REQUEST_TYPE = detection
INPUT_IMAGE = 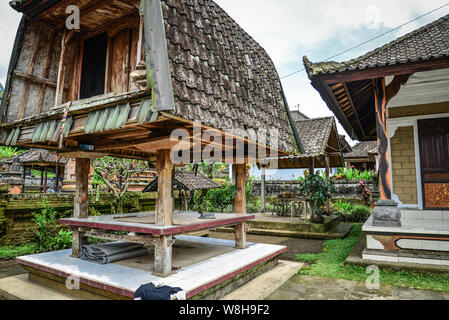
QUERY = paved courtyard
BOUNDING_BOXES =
[267,275,449,300]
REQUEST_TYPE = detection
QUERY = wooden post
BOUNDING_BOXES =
[40,168,44,193]
[156,149,174,226]
[234,164,247,249]
[154,149,174,276]
[72,158,90,258]
[22,166,26,194]
[373,78,391,200]
[43,167,48,193]
[325,155,331,213]
[308,158,315,221]
[260,166,266,213]
[55,161,60,193]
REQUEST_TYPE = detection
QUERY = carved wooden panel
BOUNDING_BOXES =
[424,183,449,208]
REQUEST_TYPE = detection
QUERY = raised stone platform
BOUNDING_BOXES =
[216,213,352,239]
[14,236,286,300]
[60,211,255,236]
[362,209,449,266]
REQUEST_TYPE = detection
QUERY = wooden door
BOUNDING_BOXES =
[419,118,449,209]
[107,27,138,94]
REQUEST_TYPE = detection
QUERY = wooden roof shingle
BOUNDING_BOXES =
[304,14,449,77]
[143,171,220,192]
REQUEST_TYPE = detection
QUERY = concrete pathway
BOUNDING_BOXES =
[221,260,304,300]
[267,275,449,300]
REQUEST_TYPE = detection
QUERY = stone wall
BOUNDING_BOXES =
[251,180,379,200]
[0,191,179,246]
[390,126,418,205]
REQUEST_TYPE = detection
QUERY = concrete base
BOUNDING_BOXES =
[220,260,303,300]
[13,236,286,300]
[216,213,352,240]
[0,274,76,300]
[346,234,449,273]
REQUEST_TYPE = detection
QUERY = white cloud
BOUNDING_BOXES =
[1,0,448,142]
[0,2,21,86]
[215,0,449,140]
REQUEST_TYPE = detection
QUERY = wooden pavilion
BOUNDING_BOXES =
[258,111,344,212]
[143,170,220,211]
[2,0,302,278]
[14,148,67,193]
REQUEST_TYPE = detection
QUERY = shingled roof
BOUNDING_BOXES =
[260,113,344,168]
[13,149,67,166]
[3,0,302,158]
[344,141,377,159]
[143,171,220,192]
[304,14,449,77]
[295,117,335,158]
[162,0,300,154]
[291,110,310,122]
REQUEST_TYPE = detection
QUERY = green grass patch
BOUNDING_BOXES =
[295,224,449,292]
[0,244,39,260]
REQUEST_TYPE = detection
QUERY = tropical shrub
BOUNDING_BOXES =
[32,198,57,250]
[333,168,376,181]
[332,200,372,223]
[300,173,334,213]
[32,198,73,251]
[204,182,236,212]
[357,180,372,206]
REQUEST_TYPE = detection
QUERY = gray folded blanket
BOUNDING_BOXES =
[81,242,148,264]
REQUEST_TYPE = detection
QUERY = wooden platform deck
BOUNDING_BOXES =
[60,212,255,236]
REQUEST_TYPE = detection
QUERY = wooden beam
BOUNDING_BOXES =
[153,149,174,276]
[72,158,90,258]
[156,149,173,227]
[234,164,247,249]
[321,57,449,84]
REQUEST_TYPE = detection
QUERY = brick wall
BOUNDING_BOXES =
[390,126,418,205]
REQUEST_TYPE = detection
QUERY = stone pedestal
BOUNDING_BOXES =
[372,200,401,227]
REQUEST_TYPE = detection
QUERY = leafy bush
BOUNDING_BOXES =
[0,244,38,260]
[300,173,334,211]
[350,205,372,222]
[357,180,372,206]
[205,182,236,212]
[46,229,73,251]
[32,198,73,251]
[334,168,376,181]
[32,198,57,250]
[332,200,372,222]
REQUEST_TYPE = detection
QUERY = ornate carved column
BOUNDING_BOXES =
[372,78,401,227]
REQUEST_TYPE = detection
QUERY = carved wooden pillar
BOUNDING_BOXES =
[72,158,90,258]
[373,78,391,200]
[234,164,247,249]
[154,149,174,276]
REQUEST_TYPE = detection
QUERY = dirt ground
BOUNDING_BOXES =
[208,232,324,262]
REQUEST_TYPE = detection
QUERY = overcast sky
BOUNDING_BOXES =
[1,1,449,142]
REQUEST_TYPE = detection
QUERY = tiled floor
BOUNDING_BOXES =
[16,236,286,297]
[363,214,449,235]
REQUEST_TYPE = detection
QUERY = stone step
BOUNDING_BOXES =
[220,260,303,300]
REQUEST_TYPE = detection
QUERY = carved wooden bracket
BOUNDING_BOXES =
[385,74,413,105]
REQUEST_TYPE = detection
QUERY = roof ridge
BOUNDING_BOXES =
[340,13,449,68]
[304,13,449,76]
